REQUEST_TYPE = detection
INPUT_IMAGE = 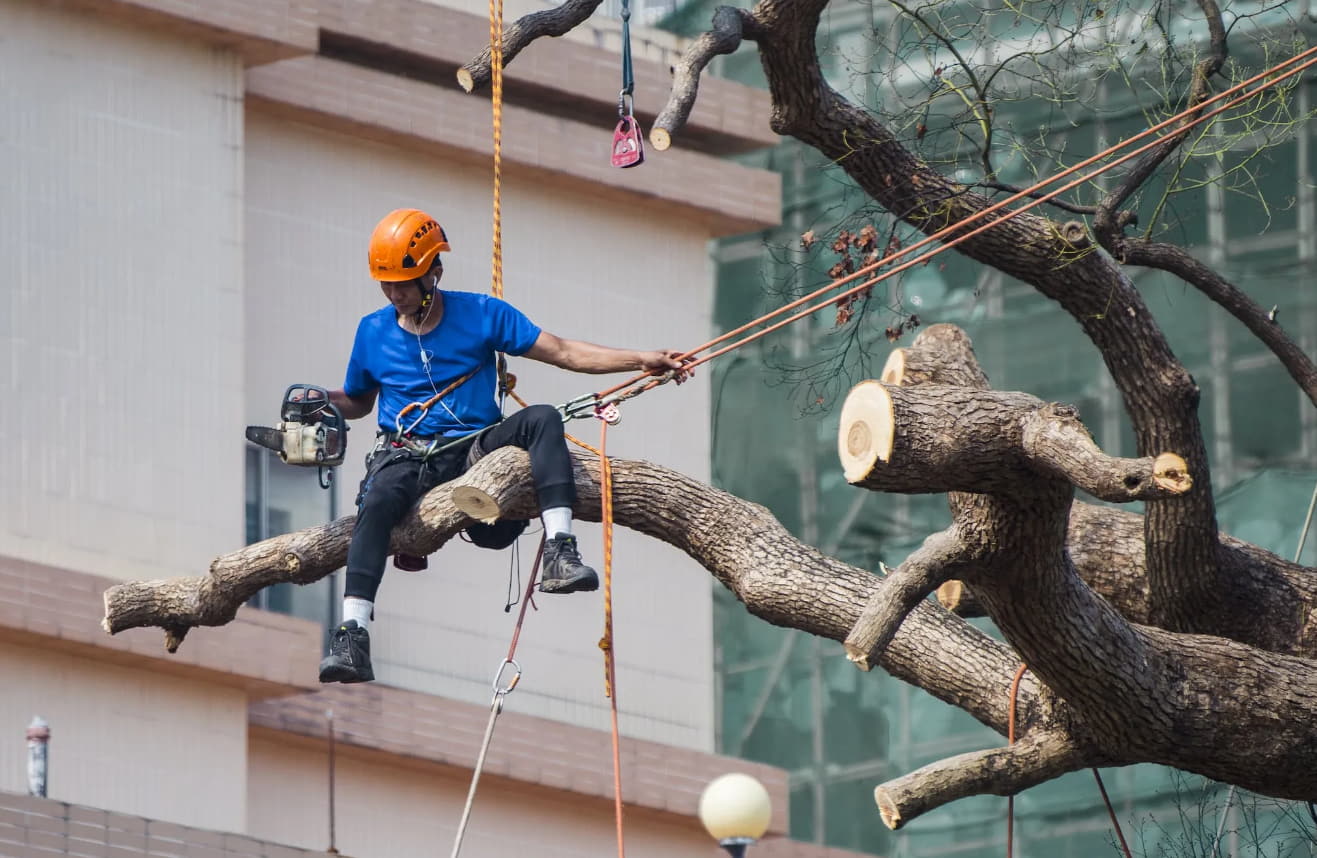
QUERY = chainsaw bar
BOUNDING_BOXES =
[245,425,284,453]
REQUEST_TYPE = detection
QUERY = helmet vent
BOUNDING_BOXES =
[401,254,416,268]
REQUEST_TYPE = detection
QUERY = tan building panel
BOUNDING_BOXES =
[249,682,790,834]
[246,55,780,235]
[43,0,317,66]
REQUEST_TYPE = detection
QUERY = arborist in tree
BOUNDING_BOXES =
[312,208,688,684]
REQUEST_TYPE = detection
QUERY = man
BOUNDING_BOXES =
[315,208,687,684]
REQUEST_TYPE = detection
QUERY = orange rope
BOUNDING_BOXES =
[1006,663,1027,858]
[591,46,1317,405]
[505,536,546,660]
[597,420,627,858]
[1093,769,1134,858]
[488,0,504,300]
[1005,664,1132,858]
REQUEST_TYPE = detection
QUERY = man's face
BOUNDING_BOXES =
[379,268,440,316]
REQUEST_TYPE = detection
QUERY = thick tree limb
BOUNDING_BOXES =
[875,732,1089,830]
[837,381,1191,502]
[103,440,1317,820]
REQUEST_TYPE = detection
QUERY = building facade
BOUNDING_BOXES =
[0,1,867,856]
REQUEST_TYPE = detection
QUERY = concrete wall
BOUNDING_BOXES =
[0,0,247,582]
[243,110,716,750]
[0,0,761,843]
[246,732,716,858]
[0,643,249,832]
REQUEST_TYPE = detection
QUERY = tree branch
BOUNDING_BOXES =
[875,732,1089,830]
[650,6,758,150]
[844,530,966,669]
[1119,238,1317,409]
[456,0,606,93]
[1020,405,1192,501]
[1094,0,1227,223]
[837,381,1191,501]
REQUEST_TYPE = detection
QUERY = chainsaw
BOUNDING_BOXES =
[245,384,348,489]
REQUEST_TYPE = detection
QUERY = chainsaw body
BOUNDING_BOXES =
[246,384,347,488]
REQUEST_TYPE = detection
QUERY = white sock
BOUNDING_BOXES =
[541,506,573,538]
[342,597,373,630]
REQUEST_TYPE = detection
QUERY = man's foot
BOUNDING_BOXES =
[319,620,375,683]
[539,533,599,594]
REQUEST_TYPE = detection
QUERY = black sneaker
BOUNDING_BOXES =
[318,620,375,684]
[539,533,600,594]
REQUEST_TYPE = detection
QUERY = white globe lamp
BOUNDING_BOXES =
[698,772,772,857]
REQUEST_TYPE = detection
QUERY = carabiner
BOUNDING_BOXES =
[558,393,599,422]
[492,658,522,697]
[397,402,430,436]
[618,91,635,119]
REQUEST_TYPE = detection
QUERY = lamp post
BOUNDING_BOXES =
[26,716,49,798]
[698,773,772,858]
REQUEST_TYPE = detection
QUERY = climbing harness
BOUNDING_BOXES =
[609,0,644,169]
[392,369,482,458]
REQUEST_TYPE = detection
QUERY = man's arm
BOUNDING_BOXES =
[524,331,689,376]
[323,388,378,420]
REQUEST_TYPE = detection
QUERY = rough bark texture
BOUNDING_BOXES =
[104,0,1317,832]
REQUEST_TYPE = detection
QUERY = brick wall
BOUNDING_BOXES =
[0,792,330,858]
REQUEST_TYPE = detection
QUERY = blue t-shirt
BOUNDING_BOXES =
[344,291,542,437]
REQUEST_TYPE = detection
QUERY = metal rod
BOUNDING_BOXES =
[327,709,338,854]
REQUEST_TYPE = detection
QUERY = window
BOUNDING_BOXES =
[244,448,337,627]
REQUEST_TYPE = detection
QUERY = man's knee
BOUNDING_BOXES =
[525,403,564,436]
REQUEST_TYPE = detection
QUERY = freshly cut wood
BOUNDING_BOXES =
[838,380,895,483]
[451,485,500,523]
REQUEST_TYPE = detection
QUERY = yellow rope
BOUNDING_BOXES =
[488,0,504,300]
[597,420,627,858]
[486,21,622,854]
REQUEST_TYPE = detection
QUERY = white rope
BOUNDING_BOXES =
[449,659,520,858]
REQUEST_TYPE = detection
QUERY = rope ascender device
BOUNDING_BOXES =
[244,384,347,489]
[610,0,644,169]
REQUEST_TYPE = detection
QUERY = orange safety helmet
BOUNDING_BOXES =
[367,208,451,281]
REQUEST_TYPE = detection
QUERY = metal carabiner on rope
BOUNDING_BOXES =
[396,402,431,437]
[491,657,522,710]
[558,392,600,422]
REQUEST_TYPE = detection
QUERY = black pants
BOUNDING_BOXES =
[344,404,574,602]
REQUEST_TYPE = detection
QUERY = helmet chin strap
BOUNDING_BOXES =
[412,269,440,325]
